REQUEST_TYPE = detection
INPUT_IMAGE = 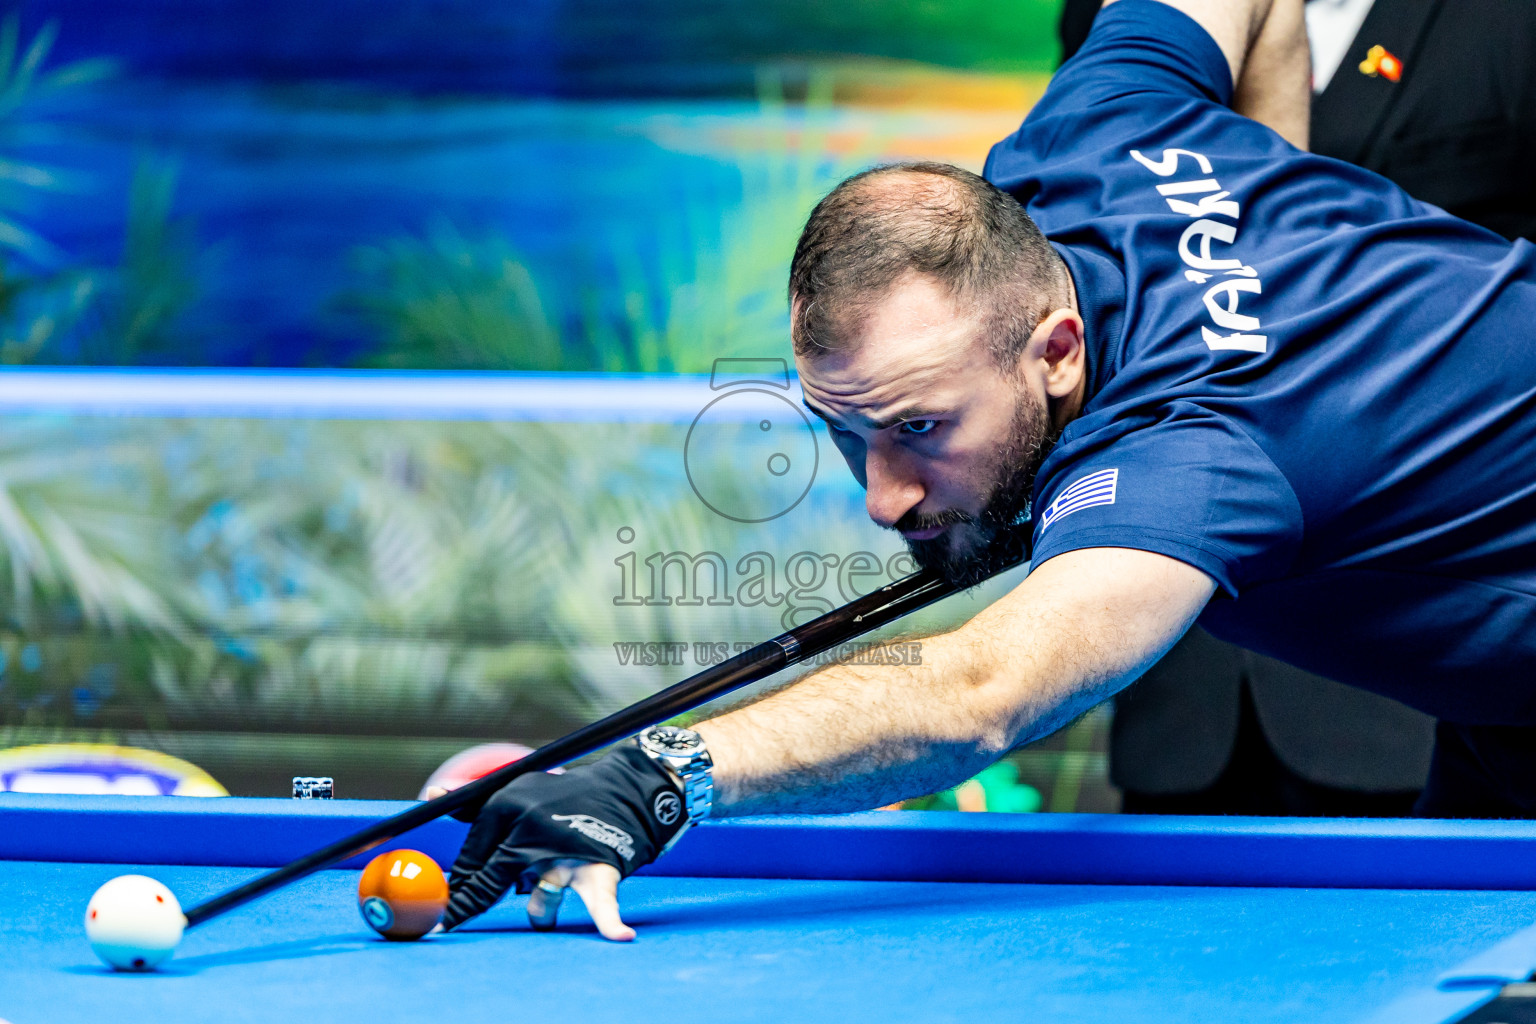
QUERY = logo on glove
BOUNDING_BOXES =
[550,813,636,861]
[653,791,682,826]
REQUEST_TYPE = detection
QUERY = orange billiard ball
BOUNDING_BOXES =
[358,849,449,940]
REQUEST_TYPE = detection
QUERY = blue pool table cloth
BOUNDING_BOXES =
[8,794,1536,1023]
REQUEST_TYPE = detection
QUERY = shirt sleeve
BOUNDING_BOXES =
[1028,403,1303,597]
[1053,0,1232,110]
[985,0,1234,180]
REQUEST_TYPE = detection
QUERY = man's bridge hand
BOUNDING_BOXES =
[437,744,688,940]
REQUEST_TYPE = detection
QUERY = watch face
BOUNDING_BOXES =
[645,725,704,757]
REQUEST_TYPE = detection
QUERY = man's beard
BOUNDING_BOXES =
[900,388,1056,589]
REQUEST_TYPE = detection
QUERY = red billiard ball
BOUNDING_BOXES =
[358,849,449,940]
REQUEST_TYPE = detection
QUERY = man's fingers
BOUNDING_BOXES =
[446,797,521,898]
[526,861,634,941]
[527,863,575,932]
[568,862,635,942]
[446,822,498,891]
[441,843,526,931]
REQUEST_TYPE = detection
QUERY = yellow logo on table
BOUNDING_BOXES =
[0,743,226,796]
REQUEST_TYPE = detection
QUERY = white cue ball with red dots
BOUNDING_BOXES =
[85,875,186,971]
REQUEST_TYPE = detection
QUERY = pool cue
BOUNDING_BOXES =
[183,564,986,928]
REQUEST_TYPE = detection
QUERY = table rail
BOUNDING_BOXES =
[8,794,1536,890]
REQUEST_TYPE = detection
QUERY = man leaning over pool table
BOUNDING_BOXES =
[437,0,1536,940]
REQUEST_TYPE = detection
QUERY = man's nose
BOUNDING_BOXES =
[864,451,924,530]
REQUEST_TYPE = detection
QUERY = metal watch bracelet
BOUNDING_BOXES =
[637,725,714,829]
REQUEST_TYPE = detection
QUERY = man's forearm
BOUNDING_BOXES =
[696,621,1059,817]
[1123,0,1308,149]
[696,548,1216,817]
[1232,0,1310,149]
[1113,0,1276,87]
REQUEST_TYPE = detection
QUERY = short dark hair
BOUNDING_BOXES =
[788,162,1066,368]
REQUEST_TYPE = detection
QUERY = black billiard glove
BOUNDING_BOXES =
[440,743,686,931]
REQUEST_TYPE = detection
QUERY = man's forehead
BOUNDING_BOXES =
[796,341,984,430]
[799,359,947,416]
[861,271,980,343]
[795,273,989,416]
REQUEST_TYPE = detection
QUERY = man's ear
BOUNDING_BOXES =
[1030,308,1086,400]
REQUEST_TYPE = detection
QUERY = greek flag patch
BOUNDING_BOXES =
[1040,468,1119,533]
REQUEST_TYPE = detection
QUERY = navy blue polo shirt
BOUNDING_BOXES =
[983,0,1536,723]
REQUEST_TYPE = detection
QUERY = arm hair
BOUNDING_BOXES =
[697,547,1215,815]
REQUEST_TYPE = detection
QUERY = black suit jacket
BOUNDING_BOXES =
[1058,0,1536,792]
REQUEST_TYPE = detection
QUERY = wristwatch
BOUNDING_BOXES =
[637,725,714,827]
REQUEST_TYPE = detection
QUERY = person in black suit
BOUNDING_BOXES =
[1058,0,1536,816]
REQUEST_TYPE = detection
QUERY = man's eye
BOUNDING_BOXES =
[900,420,938,436]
